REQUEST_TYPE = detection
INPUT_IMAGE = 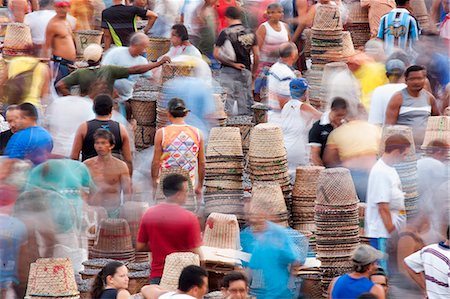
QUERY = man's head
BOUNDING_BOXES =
[225,6,242,22]
[162,173,189,204]
[352,245,384,275]
[395,0,409,7]
[54,0,70,16]
[16,103,38,130]
[384,134,411,163]
[93,94,114,117]
[370,267,388,295]
[39,0,53,9]
[289,78,309,100]
[84,43,103,65]
[5,105,20,133]
[93,129,115,156]
[329,97,348,127]
[426,139,450,161]
[221,272,249,299]
[167,98,189,119]
[129,32,150,57]
[171,24,189,47]
[385,59,406,81]
[178,265,208,299]
[405,65,426,92]
[279,42,298,65]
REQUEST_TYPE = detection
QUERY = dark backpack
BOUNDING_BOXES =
[3,62,39,105]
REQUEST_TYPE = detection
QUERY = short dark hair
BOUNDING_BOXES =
[93,128,115,145]
[279,42,297,58]
[222,272,248,288]
[384,134,411,153]
[370,267,388,283]
[167,98,189,118]
[162,173,189,198]
[358,293,378,299]
[225,6,242,20]
[405,65,425,79]
[395,0,409,6]
[353,263,371,273]
[93,94,114,116]
[18,103,38,119]
[267,2,283,11]
[178,265,208,292]
[172,24,189,41]
[330,97,348,110]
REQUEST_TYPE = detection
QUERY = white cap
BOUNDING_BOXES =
[83,44,103,62]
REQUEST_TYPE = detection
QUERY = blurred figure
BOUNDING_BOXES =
[368,59,406,125]
[364,39,387,63]
[151,98,205,197]
[90,261,131,299]
[361,0,396,38]
[377,0,420,56]
[70,0,93,30]
[213,6,259,116]
[193,0,217,60]
[0,185,27,299]
[148,0,184,38]
[282,78,321,178]
[215,0,237,33]
[369,267,389,296]
[180,0,203,38]
[136,174,202,284]
[385,65,440,145]
[162,24,202,59]
[404,225,450,299]
[308,97,348,166]
[7,0,29,23]
[221,272,250,299]
[0,105,19,155]
[84,129,131,218]
[101,0,157,50]
[365,135,411,270]
[328,245,385,299]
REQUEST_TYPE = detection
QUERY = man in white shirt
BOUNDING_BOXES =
[162,24,202,59]
[365,134,411,270]
[404,226,450,299]
[368,59,407,125]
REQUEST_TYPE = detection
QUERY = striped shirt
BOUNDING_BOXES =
[405,242,450,299]
[377,8,420,55]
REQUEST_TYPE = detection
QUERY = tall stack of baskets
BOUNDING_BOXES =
[204,127,245,225]
[315,168,360,297]
[250,182,290,227]
[346,2,371,49]
[381,125,419,219]
[422,116,450,160]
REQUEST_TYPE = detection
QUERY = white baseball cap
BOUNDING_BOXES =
[83,44,103,62]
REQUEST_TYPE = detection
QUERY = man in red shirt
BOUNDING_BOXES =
[136,173,202,284]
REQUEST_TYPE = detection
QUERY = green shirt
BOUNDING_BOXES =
[62,65,130,95]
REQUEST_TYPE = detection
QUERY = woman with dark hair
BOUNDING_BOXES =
[91,261,131,299]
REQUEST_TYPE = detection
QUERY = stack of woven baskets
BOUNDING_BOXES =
[159,252,200,291]
[422,116,450,160]
[213,94,227,127]
[204,127,245,224]
[146,37,171,62]
[291,166,324,234]
[225,116,254,156]
[249,123,291,207]
[315,168,360,296]
[130,79,160,149]
[2,23,33,58]
[26,258,79,299]
[250,182,290,227]
[89,218,135,263]
[346,2,370,49]
[381,125,419,219]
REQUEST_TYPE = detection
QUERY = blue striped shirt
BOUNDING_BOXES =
[377,8,420,55]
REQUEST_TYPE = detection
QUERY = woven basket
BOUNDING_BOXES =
[304,28,312,57]
[341,31,355,57]
[73,30,103,55]
[316,168,359,206]
[134,125,156,150]
[422,116,450,148]
[250,182,289,216]
[249,123,286,158]
[347,2,369,23]
[161,62,195,84]
[203,213,240,250]
[130,91,159,125]
[380,125,416,161]
[26,258,79,297]
[155,168,197,211]
[226,116,254,150]
[2,23,33,57]
[119,201,149,246]
[147,37,171,61]
[312,4,343,31]
[293,166,325,197]
[207,127,243,157]
[94,218,134,252]
[159,252,200,291]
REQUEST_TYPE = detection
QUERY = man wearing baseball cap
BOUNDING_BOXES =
[328,245,386,299]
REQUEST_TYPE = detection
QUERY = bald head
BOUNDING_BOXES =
[129,32,149,56]
[278,42,298,66]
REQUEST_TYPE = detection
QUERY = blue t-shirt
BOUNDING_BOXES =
[331,274,374,299]
[0,215,27,287]
[5,126,53,165]
[241,222,302,299]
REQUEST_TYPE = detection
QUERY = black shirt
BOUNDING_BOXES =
[215,24,257,70]
[308,119,334,158]
[0,129,13,155]
[99,288,118,299]
[82,119,122,161]
[101,4,148,47]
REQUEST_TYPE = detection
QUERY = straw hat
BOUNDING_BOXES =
[316,168,358,206]
[93,218,134,252]
[2,23,33,58]
[250,182,288,217]
[249,123,287,158]
[203,213,240,250]
[159,252,200,291]
[207,127,244,157]
[26,258,79,298]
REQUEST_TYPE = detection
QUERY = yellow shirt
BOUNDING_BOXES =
[353,62,388,110]
[326,120,381,161]
[7,56,46,108]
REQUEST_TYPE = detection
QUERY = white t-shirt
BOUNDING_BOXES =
[164,44,202,59]
[267,61,296,110]
[405,242,450,299]
[368,83,406,125]
[102,47,151,101]
[24,10,76,45]
[365,158,406,238]
[158,292,196,299]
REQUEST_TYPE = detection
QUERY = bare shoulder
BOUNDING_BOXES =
[83,157,96,167]
[113,156,129,170]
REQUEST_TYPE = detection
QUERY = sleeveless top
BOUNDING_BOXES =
[99,288,118,299]
[160,124,201,184]
[260,21,289,66]
[331,274,374,299]
[82,119,123,161]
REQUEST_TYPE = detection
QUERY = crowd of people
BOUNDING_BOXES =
[0,0,450,298]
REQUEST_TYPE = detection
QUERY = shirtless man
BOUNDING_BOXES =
[84,129,132,218]
[44,0,77,83]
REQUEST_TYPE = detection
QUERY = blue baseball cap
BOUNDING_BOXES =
[289,78,309,99]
